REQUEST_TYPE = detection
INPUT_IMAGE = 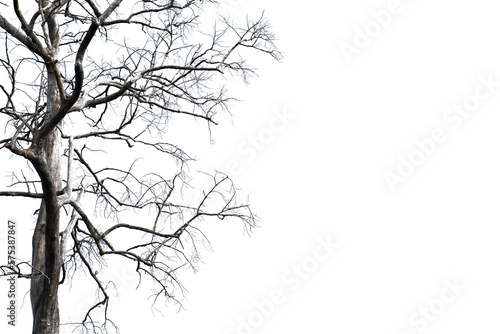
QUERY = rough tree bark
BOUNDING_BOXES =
[30,80,63,333]
[29,4,63,331]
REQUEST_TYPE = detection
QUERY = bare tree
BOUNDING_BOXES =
[0,1,280,333]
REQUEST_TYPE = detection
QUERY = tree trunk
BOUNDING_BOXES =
[30,4,63,332]
[31,195,61,334]
[30,72,63,334]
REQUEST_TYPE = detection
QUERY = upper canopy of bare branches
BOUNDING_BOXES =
[0,0,281,152]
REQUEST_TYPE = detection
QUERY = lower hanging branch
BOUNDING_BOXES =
[58,170,257,332]
[70,229,118,334]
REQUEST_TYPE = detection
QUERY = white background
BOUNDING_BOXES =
[2,0,500,333]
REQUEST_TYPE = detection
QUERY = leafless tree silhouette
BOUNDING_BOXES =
[0,1,280,333]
